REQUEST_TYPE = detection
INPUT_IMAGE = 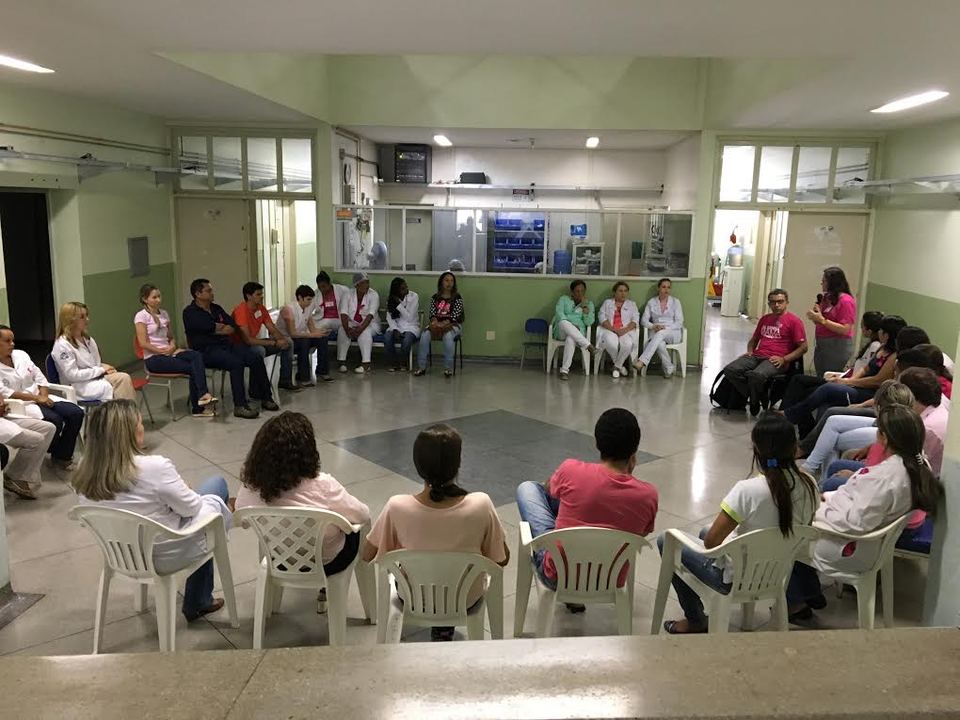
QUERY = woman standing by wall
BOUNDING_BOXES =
[807,266,857,377]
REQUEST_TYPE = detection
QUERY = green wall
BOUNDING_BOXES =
[865,282,960,358]
[331,272,703,365]
[82,262,176,366]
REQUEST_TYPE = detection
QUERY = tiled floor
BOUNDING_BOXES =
[0,307,929,655]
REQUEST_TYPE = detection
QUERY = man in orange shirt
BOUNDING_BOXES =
[232,282,298,392]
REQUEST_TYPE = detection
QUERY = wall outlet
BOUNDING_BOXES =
[486,330,496,341]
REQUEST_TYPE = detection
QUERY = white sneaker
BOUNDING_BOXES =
[339,364,348,373]
[612,369,621,379]
[354,366,365,374]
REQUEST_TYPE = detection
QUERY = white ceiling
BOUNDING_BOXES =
[3,0,960,127]
[342,127,693,150]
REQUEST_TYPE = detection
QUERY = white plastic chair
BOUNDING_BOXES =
[67,505,239,653]
[514,522,650,637]
[593,326,641,376]
[651,525,818,635]
[234,507,375,648]
[547,321,592,376]
[376,550,503,643]
[640,326,688,378]
[813,514,912,630]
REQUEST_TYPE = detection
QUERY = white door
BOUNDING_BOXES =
[175,197,251,310]
[780,212,868,356]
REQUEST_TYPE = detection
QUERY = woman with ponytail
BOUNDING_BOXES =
[659,412,819,634]
[787,404,944,620]
[362,423,509,641]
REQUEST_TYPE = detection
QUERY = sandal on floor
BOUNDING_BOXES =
[663,619,707,635]
[183,597,224,622]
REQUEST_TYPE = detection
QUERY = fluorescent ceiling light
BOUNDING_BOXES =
[433,134,452,147]
[0,53,54,73]
[585,136,600,149]
[871,90,949,114]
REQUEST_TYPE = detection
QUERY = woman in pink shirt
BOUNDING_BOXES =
[236,412,371,587]
[362,423,509,641]
[807,266,857,376]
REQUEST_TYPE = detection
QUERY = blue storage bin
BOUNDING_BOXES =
[533,219,545,231]
[553,250,572,274]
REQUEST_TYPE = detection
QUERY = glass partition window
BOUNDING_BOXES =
[719,145,756,202]
[282,138,312,193]
[756,146,793,203]
[834,147,871,204]
[211,137,242,191]
[247,138,279,192]
[179,136,209,191]
[334,205,693,279]
[795,147,832,203]
[718,142,873,206]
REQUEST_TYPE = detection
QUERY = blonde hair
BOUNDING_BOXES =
[57,301,89,347]
[71,400,142,501]
[874,380,914,412]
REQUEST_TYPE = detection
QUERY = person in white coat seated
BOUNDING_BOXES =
[0,395,56,500]
[312,270,349,335]
[53,301,136,402]
[634,278,684,378]
[72,399,233,623]
[785,405,943,621]
[337,272,380,375]
[0,325,84,475]
[384,276,420,373]
[596,281,640,379]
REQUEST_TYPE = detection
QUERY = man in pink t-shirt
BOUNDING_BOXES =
[722,288,808,415]
[515,408,658,607]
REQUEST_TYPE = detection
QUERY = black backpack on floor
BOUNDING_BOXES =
[709,371,747,411]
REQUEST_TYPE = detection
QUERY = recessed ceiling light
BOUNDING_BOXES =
[585,136,600,149]
[871,90,949,114]
[0,53,54,73]
[433,134,452,147]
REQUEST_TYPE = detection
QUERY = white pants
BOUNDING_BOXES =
[5,418,57,487]
[598,329,635,370]
[315,318,341,334]
[337,322,377,363]
[638,328,682,374]
[557,320,590,373]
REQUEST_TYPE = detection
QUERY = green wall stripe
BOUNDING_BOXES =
[82,263,176,366]
[865,282,960,356]
[332,272,704,364]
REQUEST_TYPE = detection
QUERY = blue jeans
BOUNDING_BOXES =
[200,344,272,407]
[515,481,560,589]
[292,336,329,381]
[417,326,461,371]
[38,402,85,461]
[182,476,229,618]
[656,528,731,627]
[786,562,822,606]
[145,350,209,413]
[385,330,417,368]
[785,382,872,426]
[252,343,294,385]
[822,459,864,492]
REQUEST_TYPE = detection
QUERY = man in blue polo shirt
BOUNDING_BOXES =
[182,278,278,419]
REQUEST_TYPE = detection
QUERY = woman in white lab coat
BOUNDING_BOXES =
[0,396,56,499]
[785,405,943,620]
[634,278,684,378]
[72,400,232,622]
[337,272,381,374]
[596,281,641,379]
[384,277,420,372]
[312,270,350,335]
[0,324,84,472]
[52,301,135,402]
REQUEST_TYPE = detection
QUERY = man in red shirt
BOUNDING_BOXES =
[515,408,658,609]
[232,281,298,392]
[722,288,808,415]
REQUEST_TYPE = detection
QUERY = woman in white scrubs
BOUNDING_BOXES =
[337,272,380,374]
[596,281,640,378]
[52,301,135,401]
[634,278,684,377]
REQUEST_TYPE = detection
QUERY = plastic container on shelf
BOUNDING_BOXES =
[553,250,572,274]
[533,219,545,231]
